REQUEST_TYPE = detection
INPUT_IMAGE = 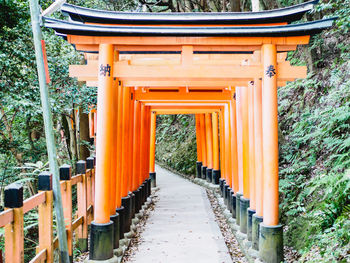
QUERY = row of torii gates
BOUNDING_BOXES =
[44,1,332,262]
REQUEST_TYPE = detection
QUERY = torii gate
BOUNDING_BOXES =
[44,1,334,262]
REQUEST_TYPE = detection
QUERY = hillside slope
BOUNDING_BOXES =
[155,1,350,261]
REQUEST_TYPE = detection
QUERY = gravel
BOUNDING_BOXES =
[205,189,248,263]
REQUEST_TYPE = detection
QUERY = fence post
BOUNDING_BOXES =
[76,160,88,252]
[4,183,24,262]
[38,172,54,262]
[59,165,73,263]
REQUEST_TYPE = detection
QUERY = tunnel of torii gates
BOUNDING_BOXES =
[44,1,333,262]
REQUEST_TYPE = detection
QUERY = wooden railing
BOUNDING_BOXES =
[0,156,95,263]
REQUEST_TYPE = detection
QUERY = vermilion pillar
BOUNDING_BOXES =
[195,114,203,179]
[145,107,152,198]
[252,78,264,250]
[235,87,244,221]
[128,89,135,192]
[115,82,125,241]
[205,113,213,182]
[139,104,146,186]
[132,100,142,213]
[200,114,207,179]
[219,110,226,194]
[128,88,136,220]
[149,111,157,187]
[109,76,120,250]
[247,80,256,241]
[229,94,239,219]
[223,105,232,207]
[230,95,239,194]
[211,112,220,184]
[145,107,151,179]
[90,44,115,260]
[132,100,141,192]
[240,85,250,234]
[121,85,132,235]
[259,44,283,263]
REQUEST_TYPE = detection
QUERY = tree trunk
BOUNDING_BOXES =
[78,108,91,161]
[230,0,240,11]
[66,112,78,165]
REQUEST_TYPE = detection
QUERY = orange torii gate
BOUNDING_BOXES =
[38,1,334,263]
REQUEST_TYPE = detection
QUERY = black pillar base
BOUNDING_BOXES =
[89,221,114,260]
[140,183,146,204]
[247,208,256,241]
[236,192,243,226]
[138,186,143,210]
[110,213,120,249]
[224,184,229,206]
[150,172,156,188]
[206,168,213,183]
[202,166,207,180]
[219,179,225,196]
[196,161,202,178]
[145,180,149,198]
[252,214,263,251]
[227,188,233,212]
[259,224,284,263]
[133,189,141,213]
[239,197,250,233]
[147,178,151,197]
[130,192,136,219]
[121,196,132,233]
[116,207,125,240]
[231,194,237,218]
[212,170,220,184]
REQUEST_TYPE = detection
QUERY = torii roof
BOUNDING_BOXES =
[61,0,318,25]
[45,17,334,37]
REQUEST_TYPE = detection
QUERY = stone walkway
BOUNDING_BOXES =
[128,165,232,263]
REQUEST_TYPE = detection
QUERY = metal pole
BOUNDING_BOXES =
[28,1,70,262]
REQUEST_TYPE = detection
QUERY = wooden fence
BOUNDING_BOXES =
[0,156,95,263]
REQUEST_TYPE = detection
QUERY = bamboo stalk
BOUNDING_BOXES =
[28,0,69,262]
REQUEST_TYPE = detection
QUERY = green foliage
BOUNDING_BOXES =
[155,115,197,175]
[277,1,350,261]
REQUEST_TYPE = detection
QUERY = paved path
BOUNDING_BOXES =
[129,165,232,263]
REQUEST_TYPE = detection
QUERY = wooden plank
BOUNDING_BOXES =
[154,109,220,114]
[5,207,24,262]
[61,181,73,257]
[38,191,53,262]
[29,249,47,263]
[135,91,232,101]
[72,216,84,231]
[70,61,306,81]
[68,35,310,46]
[71,174,83,186]
[87,205,93,215]
[23,192,46,214]
[75,44,297,52]
[0,209,13,227]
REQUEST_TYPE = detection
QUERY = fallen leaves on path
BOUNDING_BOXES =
[206,189,248,263]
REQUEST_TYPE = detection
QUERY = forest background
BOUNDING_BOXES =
[0,0,349,261]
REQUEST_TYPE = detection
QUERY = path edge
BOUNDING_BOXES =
[155,162,257,263]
